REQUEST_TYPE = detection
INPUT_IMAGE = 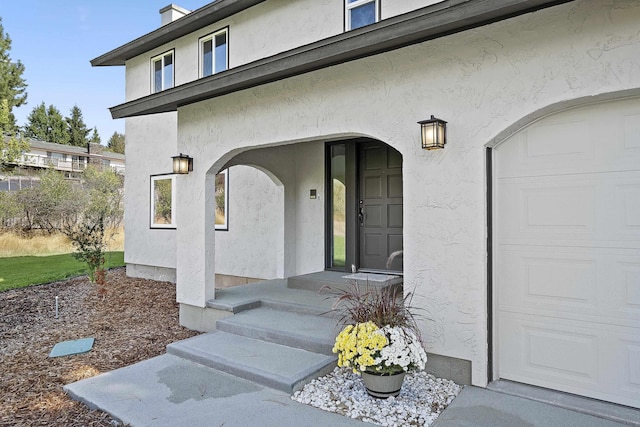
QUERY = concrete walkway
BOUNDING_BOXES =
[65,273,639,426]
[65,354,369,426]
[433,386,638,427]
[66,359,638,427]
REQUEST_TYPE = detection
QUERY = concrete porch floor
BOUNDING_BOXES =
[207,270,402,315]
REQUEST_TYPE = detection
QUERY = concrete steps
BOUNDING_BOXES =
[167,331,336,393]
[171,271,403,394]
[216,307,339,355]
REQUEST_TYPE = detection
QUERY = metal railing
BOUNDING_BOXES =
[17,154,123,173]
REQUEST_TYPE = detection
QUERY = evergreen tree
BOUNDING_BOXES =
[0,17,28,131]
[23,102,47,139]
[89,127,101,144]
[0,98,29,165]
[23,102,70,144]
[66,104,90,146]
[106,131,125,154]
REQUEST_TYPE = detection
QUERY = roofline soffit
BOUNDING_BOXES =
[108,0,573,119]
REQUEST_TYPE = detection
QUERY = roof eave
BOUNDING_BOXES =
[91,0,267,67]
[110,0,574,118]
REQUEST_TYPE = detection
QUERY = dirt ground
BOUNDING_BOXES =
[0,268,199,426]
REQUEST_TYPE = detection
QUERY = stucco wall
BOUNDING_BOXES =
[123,113,178,271]
[172,0,640,387]
[214,165,283,279]
[382,0,442,18]
[122,121,286,281]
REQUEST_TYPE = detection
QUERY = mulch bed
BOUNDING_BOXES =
[0,268,199,426]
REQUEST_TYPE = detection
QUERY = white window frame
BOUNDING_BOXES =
[150,50,175,93]
[199,28,229,78]
[150,174,176,229]
[345,0,380,31]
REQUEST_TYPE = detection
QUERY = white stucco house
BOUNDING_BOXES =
[92,0,640,409]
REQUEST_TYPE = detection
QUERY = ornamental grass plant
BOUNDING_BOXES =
[326,281,419,330]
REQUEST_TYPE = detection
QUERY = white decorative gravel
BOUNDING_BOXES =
[292,368,462,426]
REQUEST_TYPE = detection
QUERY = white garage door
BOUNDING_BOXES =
[495,97,640,409]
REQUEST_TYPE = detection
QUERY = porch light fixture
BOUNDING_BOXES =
[418,115,447,150]
[172,153,193,174]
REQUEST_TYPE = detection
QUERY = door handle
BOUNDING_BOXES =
[358,207,364,225]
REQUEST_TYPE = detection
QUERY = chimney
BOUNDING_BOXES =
[160,4,191,26]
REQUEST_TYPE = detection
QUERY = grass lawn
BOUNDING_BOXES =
[0,252,124,292]
[333,234,346,267]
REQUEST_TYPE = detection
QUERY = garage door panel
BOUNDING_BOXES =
[610,261,640,330]
[499,312,640,407]
[623,113,640,150]
[617,184,640,235]
[523,186,594,229]
[525,120,593,159]
[498,247,640,325]
[498,250,596,309]
[500,314,599,385]
[622,343,640,394]
[498,172,640,244]
[496,120,596,178]
[497,180,595,238]
[497,99,640,179]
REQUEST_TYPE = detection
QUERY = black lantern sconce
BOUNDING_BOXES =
[172,153,193,174]
[418,115,447,150]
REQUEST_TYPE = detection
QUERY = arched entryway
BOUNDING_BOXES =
[491,96,640,408]
[213,164,285,287]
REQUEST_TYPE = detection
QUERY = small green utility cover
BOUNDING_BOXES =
[49,337,95,358]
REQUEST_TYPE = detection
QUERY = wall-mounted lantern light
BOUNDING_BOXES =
[418,115,447,150]
[172,153,193,174]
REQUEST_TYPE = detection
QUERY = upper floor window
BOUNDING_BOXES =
[345,0,379,30]
[200,28,228,78]
[151,50,174,93]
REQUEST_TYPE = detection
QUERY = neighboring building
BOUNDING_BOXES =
[92,0,640,409]
[1,139,125,190]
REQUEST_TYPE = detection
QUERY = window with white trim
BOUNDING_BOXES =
[345,0,379,30]
[150,174,176,228]
[200,28,228,78]
[151,51,174,93]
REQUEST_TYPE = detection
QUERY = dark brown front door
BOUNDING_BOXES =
[359,143,403,271]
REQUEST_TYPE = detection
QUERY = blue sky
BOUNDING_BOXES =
[2,1,206,143]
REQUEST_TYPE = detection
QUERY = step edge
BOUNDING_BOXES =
[167,342,298,393]
[215,322,336,354]
[167,340,337,394]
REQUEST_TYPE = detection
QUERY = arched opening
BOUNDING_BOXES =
[200,135,404,305]
[212,164,285,287]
